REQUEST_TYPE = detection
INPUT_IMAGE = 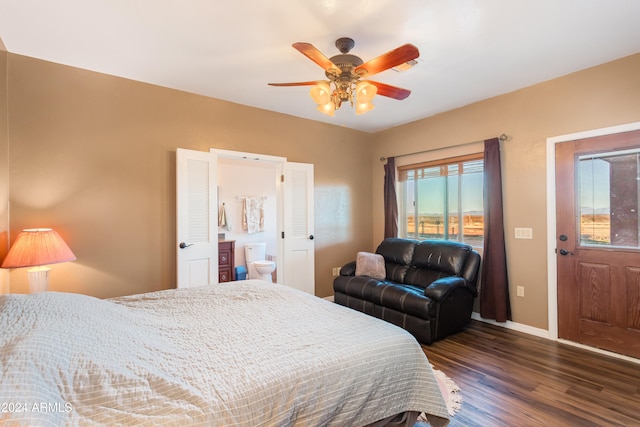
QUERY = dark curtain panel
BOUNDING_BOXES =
[480,138,512,321]
[383,157,398,238]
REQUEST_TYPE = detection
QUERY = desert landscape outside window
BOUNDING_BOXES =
[398,153,484,247]
[578,149,640,249]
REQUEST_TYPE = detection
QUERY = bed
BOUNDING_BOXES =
[0,280,450,426]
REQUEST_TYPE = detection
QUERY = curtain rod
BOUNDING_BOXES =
[380,133,508,162]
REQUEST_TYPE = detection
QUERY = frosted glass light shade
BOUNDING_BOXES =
[317,103,335,116]
[310,82,331,105]
[355,101,375,115]
[356,81,377,103]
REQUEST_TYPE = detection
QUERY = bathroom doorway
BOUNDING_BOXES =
[216,155,281,283]
[176,148,315,294]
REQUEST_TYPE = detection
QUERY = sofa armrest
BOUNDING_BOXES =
[424,276,476,301]
[340,261,357,276]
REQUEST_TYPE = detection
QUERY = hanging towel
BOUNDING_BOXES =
[218,203,228,228]
[242,197,265,234]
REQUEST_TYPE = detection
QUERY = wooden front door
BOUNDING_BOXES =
[556,129,640,359]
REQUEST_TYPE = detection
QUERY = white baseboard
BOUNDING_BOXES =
[471,312,549,338]
[557,339,640,365]
[471,312,640,365]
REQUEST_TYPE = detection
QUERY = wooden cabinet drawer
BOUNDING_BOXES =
[218,240,235,282]
[219,268,232,283]
[219,251,231,266]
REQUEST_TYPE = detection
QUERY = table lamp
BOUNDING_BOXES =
[1,228,76,293]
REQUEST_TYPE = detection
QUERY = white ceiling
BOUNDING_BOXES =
[1,0,639,133]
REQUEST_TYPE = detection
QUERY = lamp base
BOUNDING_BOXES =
[27,266,51,293]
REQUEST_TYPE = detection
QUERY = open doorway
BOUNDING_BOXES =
[177,148,315,293]
[216,156,281,283]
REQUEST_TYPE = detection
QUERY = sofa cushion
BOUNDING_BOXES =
[404,267,448,289]
[333,275,379,300]
[411,240,471,276]
[371,282,435,320]
[355,252,386,280]
[333,275,435,320]
[375,238,417,283]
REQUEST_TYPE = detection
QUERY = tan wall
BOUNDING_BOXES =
[370,53,640,329]
[6,54,373,298]
[0,39,8,293]
[6,50,640,331]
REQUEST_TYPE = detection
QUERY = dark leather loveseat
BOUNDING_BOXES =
[333,238,481,344]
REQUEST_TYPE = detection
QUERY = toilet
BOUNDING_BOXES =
[244,242,276,282]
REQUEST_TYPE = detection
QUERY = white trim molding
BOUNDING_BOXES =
[558,339,640,365]
[471,313,640,365]
[471,312,549,338]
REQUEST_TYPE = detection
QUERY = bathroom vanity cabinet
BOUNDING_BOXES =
[218,240,235,282]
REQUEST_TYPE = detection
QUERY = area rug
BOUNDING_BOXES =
[432,368,462,416]
[415,368,462,426]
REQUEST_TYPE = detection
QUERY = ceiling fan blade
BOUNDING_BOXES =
[366,80,411,100]
[292,42,342,75]
[268,80,327,87]
[355,44,419,77]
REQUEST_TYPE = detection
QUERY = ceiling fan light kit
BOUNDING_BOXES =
[269,37,419,116]
[313,79,377,116]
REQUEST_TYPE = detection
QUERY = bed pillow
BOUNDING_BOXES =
[355,252,386,280]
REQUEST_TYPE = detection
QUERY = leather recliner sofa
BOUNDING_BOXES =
[333,238,481,345]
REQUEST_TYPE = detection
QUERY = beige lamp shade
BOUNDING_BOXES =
[1,228,76,269]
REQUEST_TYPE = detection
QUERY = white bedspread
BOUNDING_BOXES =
[0,280,449,426]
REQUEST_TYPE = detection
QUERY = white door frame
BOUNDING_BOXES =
[211,149,287,283]
[546,121,640,341]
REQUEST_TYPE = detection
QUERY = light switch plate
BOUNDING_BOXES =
[515,227,533,239]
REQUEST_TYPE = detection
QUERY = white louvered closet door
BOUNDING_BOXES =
[176,148,218,288]
[283,162,315,294]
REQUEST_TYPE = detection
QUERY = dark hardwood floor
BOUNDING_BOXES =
[421,320,640,427]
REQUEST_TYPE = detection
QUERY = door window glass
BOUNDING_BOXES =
[578,149,640,248]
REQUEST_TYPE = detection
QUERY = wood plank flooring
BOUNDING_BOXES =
[421,320,640,427]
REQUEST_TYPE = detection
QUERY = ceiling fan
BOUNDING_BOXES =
[268,37,419,116]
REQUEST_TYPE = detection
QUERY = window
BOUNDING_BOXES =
[578,148,640,248]
[398,153,484,246]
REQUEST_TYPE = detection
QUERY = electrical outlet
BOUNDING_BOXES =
[516,286,525,297]
[332,267,341,276]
